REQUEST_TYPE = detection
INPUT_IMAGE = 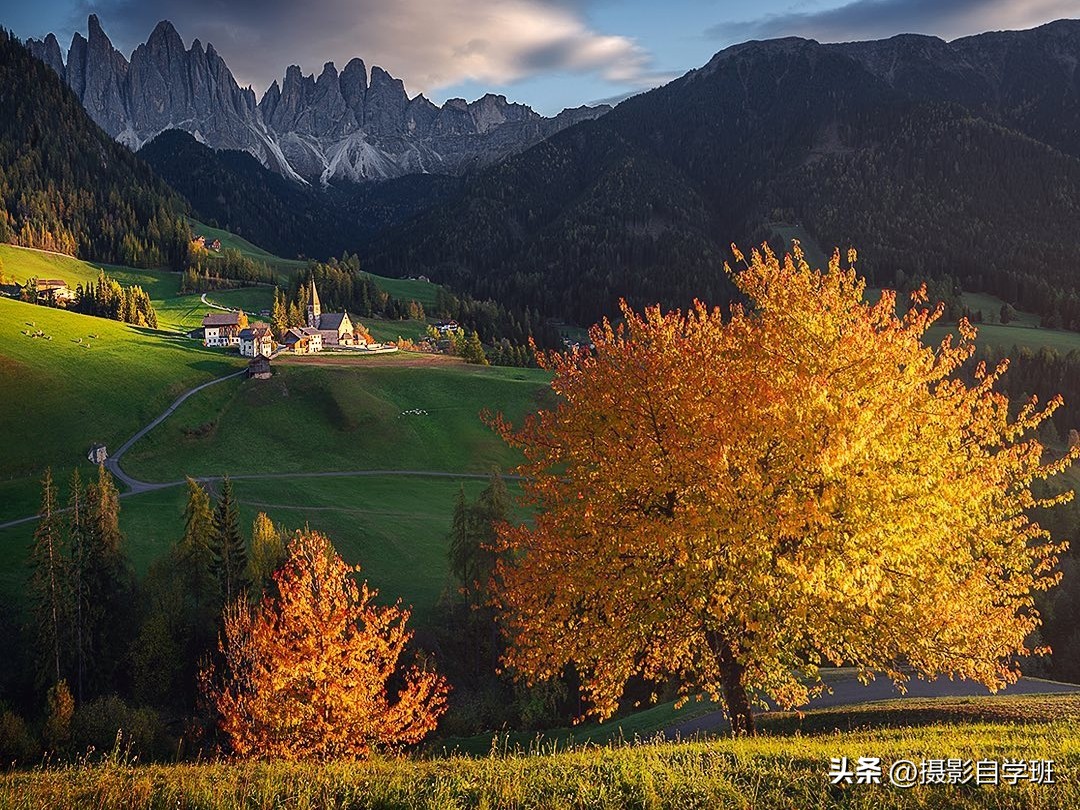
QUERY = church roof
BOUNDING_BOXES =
[309,276,321,310]
[319,312,350,331]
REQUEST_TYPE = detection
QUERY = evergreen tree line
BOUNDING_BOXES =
[181,244,277,292]
[71,272,158,328]
[429,475,571,735]
[22,271,159,328]
[5,471,288,762]
[283,255,426,324]
[0,30,190,269]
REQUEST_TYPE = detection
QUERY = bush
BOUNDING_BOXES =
[0,708,38,766]
[72,696,172,762]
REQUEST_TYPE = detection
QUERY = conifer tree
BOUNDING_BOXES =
[212,476,247,604]
[271,288,288,339]
[66,469,86,704]
[82,464,132,695]
[462,331,489,365]
[179,477,217,611]
[29,468,68,687]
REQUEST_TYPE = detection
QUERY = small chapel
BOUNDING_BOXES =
[306,277,358,346]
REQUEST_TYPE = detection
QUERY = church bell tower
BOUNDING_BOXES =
[306,276,322,328]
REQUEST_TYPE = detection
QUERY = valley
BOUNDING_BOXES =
[4,10,1080,805]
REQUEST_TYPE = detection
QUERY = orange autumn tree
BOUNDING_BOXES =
[201,530,448,758]
[490,244,1076,735]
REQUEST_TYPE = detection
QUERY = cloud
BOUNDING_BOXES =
[73,0,660,98]
[709,0,1080,45]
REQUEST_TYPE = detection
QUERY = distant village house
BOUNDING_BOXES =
[36,279,74,302]
[283,326,324,354]
[239,322,274,358]
[87,443,107,464]
[202,311,247,347]
[248,355,272,379]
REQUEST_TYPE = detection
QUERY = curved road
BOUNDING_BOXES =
[0,367,520,531]
[105,368,248,492]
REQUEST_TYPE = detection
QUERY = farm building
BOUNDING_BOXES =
[36,279,74,302]
[87,443,107,464]
[248,355,272,379]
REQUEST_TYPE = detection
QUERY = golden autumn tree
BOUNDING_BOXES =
[201,530,448,758]
[489,244,1076,735]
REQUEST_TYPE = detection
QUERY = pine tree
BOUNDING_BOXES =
[29,468,68,687]
[271,288,288,339]
[212,476,247,604]
[81,464,132,696]
[66,469,86,704]
[179,478,217,616]
[462,331,489,365]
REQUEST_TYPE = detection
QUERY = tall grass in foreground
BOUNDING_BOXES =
[3,720,1078,809]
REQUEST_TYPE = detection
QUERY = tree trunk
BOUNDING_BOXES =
[709,631,756,736]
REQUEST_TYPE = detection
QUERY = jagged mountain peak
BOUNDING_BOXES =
[31,14,611,185]
[148,19,182,43]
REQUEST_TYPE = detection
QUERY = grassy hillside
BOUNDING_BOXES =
[360,271,440,309]
[0,244,177,300]
[5,694,1078,808]
[0,472,499,627]
[0,243,275,333]
[0,297,242,523]
[0,299,545,619]
[189,218,441,307]
[122,362,549,482]
[188,219,305,273]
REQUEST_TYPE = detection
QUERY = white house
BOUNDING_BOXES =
[202,311,245,347]
[239,322,274,358]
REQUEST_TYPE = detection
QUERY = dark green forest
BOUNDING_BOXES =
[138,130,458,261]
[363,35,1080,328]
[0,31,189,269]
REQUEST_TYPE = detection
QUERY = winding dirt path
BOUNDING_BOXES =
[0,367,518,531]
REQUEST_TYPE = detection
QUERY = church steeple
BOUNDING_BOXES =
[306,276,322,328]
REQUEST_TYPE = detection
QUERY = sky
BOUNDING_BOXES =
[3,0,1078,115]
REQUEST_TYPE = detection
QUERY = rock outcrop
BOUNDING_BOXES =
[28,16,611,185]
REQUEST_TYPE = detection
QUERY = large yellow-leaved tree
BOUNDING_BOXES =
[201,530,448,758]
[490,245,1076,735]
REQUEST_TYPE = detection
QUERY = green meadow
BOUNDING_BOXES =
[0,297,243,522]
[188,219,306,275]
[0,473,496,628]
[4,693,1078,809]
[121,362,548,482]
[188,217,442,309]
[0,290,546,625]
[1,240,434,336]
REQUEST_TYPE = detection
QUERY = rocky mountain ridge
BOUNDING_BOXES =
[28,15,610,185]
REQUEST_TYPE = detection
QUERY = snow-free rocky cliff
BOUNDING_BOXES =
[28,16,611,185]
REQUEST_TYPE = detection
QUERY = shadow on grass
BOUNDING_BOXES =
[759,693,1080,737]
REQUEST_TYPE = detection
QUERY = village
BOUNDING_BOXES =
[201,277,399,366]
